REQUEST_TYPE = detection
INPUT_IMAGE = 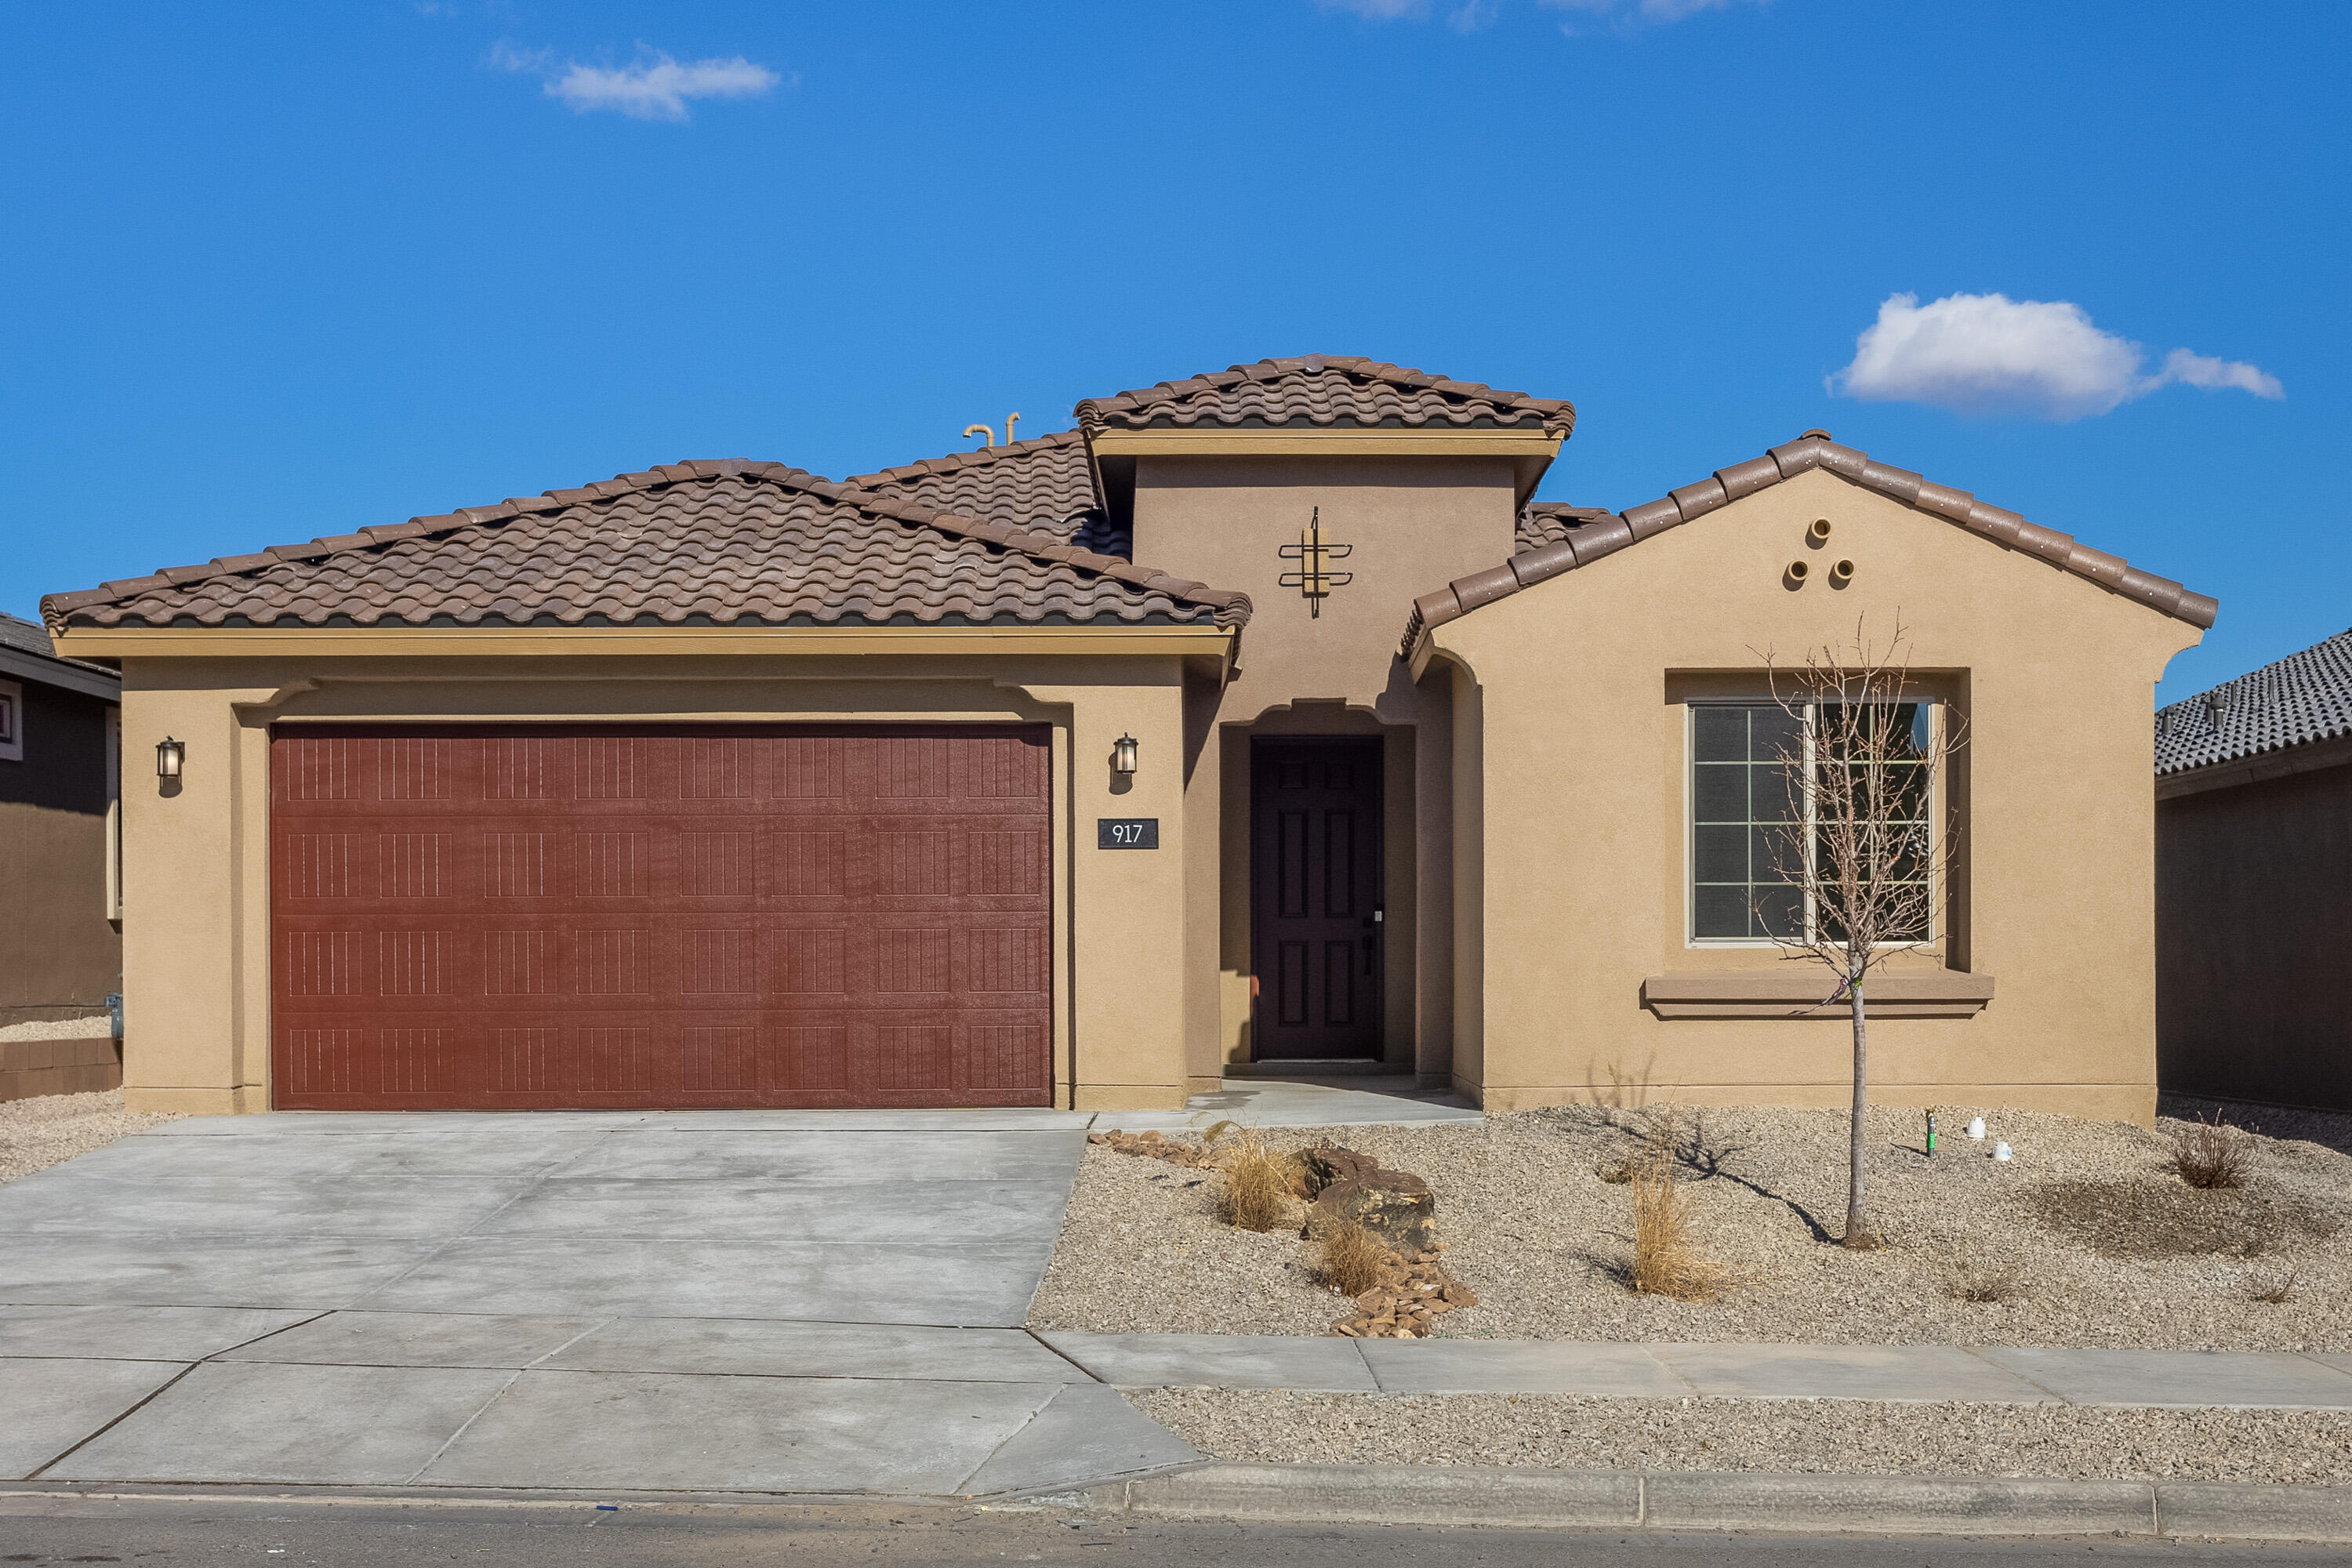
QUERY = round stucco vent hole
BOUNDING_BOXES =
[1808,517,1833,543]
[1785,558,1809,583]
[1830,558,1856,584]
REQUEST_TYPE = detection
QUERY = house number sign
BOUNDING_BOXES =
[1098,818,1160,849]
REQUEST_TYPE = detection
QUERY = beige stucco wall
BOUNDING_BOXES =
[1429,467,2201,1123]
[1136,454,1518,1083]
[114,650,1197,1115]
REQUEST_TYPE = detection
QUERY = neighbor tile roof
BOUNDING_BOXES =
[1076,356,1575,437]
[848,429,1125,557]
[1401,430,2220,658]
[0,610,117,677]
[2154,627,2352,776]
[42,461,1248,633]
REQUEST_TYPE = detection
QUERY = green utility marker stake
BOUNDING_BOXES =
[1926,1112,1938,1156]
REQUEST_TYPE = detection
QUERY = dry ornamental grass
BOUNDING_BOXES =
[2172,1114,2251,1189]
[1217,1131,1294,1233]
[1316,1217,1396,1298]
[1628,1144,1733,1301]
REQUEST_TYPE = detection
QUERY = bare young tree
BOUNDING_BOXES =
[1755,618,1965,1249]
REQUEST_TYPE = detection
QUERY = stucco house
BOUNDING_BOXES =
[2155,627,2352,1112]
[41,357,2214,1120]
[1,610,124,1102]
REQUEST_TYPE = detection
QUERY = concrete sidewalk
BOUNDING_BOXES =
[1040,1331,2352,1409]
[1107,1076,1482,1131]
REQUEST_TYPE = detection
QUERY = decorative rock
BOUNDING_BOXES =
[1303,1142,1439,1255]
[1089,1129,1220,1170]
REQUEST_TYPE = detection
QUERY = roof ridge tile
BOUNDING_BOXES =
[1399,428,2216,657]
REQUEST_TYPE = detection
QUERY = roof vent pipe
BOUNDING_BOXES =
[2205,690,2229,728]
[960,412,1022,449]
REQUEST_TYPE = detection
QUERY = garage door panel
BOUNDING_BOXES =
[273,725,1053,1110]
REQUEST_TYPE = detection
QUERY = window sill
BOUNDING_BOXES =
[1642,971,1994,1020]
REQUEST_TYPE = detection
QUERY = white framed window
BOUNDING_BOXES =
[0,678,21,763]
[1688,700,1936,946]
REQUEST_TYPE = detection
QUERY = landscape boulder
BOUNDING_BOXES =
[1303,1143,1438,1256]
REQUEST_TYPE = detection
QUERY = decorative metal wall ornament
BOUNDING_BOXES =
[1277,507,1354,618]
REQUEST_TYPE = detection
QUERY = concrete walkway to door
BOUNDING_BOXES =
[0,1109,1196,1497]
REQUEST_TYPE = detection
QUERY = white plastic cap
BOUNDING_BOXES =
[1993,1142,2013,1162]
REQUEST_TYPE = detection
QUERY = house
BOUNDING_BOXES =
[39,357,2214,1120]
[2155,627,2352,1112]
[0,611,124,1102]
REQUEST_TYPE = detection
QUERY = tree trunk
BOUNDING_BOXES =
[1844,973,1872,1247]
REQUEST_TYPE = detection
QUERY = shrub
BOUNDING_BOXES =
[2172,1115,2250,1189]
[2247,1262,2300,1305]
[1317,1217,1397,1298]
[1628,1145,1732,1301]
[1218,1131,1291,1233]
[1944,1257,2027,1303]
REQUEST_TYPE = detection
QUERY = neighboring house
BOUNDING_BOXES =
[0,610,124,1102]
[2154,628,2352,1111]
[41,357,2214,1120]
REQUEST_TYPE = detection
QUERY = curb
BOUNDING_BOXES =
[1073,1462,2352,1542]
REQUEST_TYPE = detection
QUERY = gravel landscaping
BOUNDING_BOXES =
[1030,1101,2352,1351]
[1129,1388,2352,1483]
[0,1088,181,1185]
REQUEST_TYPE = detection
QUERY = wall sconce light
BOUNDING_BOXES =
[1110,734,1139,775]
[155,736,185,779]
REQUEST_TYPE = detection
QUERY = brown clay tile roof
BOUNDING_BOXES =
[1518,503,1618,554]
[1402,430,2219,659]
[848,429,1126,557]
[1075,356,1575,437]
[42,460,1248,634]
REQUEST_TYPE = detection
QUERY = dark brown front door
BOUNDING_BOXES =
[269,723,1052,1110]
[1250,738,1382,1060]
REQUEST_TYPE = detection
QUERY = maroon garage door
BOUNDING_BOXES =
[270,724,1053,1110]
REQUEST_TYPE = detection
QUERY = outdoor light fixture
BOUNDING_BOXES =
[154,736,185,780]
[1110,734,1139,775]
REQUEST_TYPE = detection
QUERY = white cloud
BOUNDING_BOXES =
[2158,347,2285,400]
[1831,292,2283,420]
[492,45,780,122]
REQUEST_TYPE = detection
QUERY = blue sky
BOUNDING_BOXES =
[3,1,2341,698]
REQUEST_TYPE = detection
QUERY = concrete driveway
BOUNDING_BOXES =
[0,1110,1196,1496]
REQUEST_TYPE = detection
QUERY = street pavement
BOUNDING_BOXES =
[0,1492,2339,1565]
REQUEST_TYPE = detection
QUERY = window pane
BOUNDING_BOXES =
[1751,705,1802,765]
[1692,764,1748,822]
[1692,706,1748,763]
[1693,823,1748,883]
[1693,884,1752,939]
[1756,884,1804,941]
[1750,824,1793,883]
[1884,762,1929,820]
